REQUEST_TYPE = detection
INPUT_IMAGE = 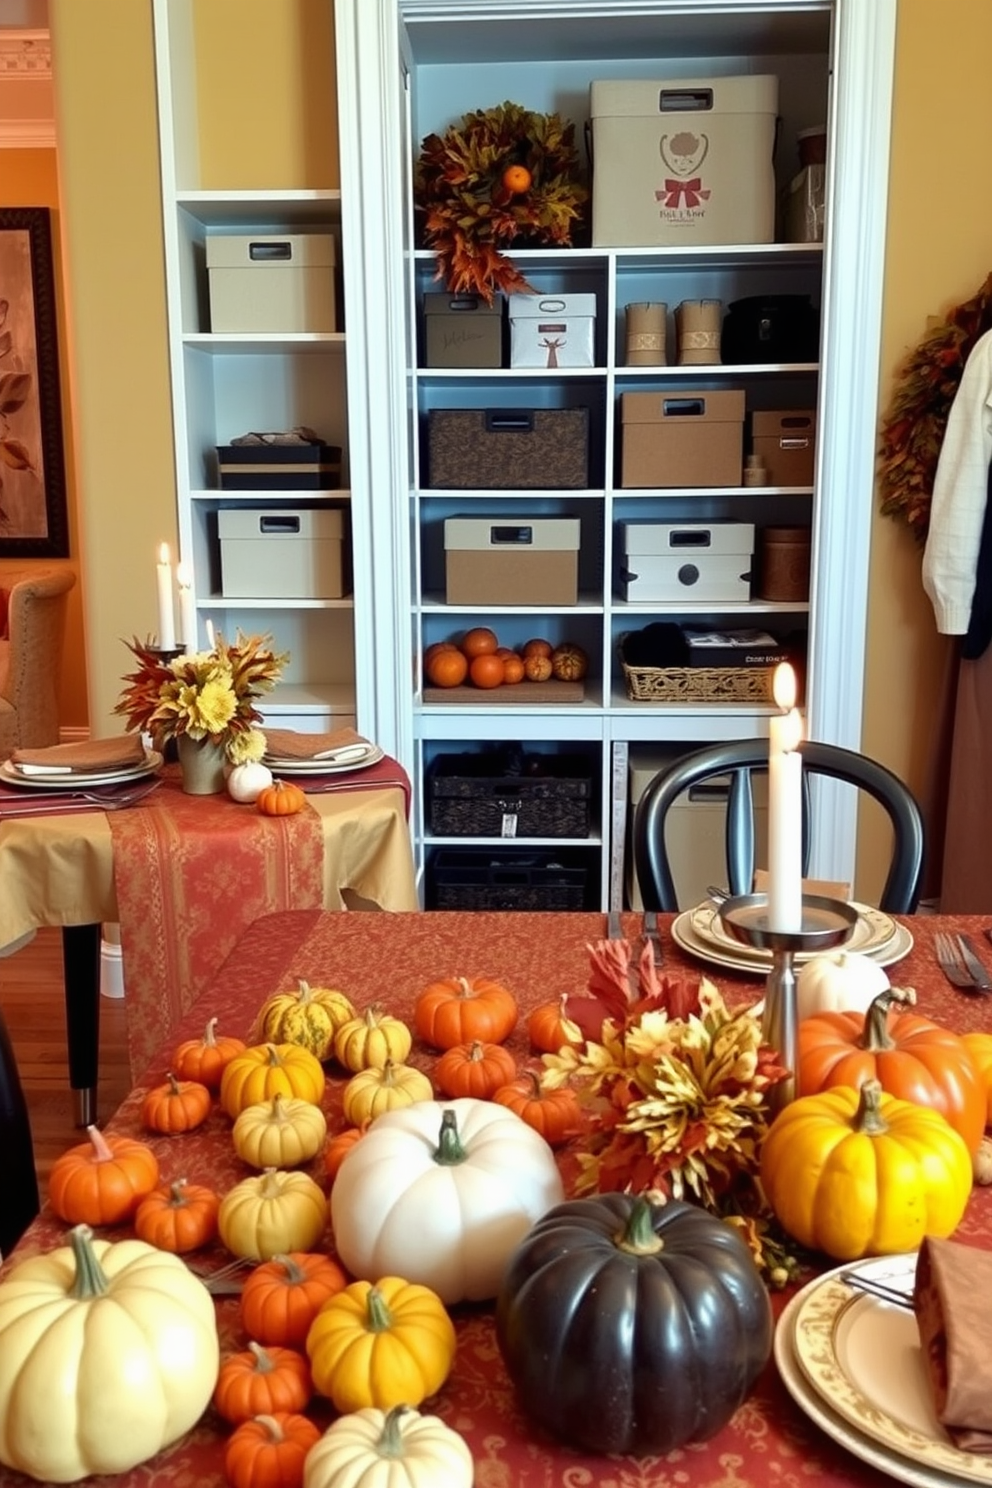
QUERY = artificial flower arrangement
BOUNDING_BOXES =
[413,100,589,302]
[115,631,287,761]
[540,936,800,1284]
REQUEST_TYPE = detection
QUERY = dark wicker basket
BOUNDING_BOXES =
[428,752,592,838]
[428,850,588,911]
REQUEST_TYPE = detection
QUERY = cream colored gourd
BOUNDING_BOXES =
[232,1093,328,1169]
[218,1167,327,1260]
[342,1058,433,1125]
[303,1405,473,1488]
[796,949,890,1019]
[331,1097,565,1303]
[0,1224,219,1483]
[227,760,273,803]
[333,1005,413,1071]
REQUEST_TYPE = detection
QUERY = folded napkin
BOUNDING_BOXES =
[263,726,372,764]
[9,734,147,776]
[914,1235,992,1453]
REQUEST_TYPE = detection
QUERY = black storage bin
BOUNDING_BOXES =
[428,751,593,838]
[721,295,820,364]
[428,850,588,911]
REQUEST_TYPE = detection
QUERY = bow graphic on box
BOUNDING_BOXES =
[657,178,711,209]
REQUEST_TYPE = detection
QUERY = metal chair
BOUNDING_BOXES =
[632,738,925,914]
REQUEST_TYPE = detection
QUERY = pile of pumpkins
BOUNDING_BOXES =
[2,948,992,1485]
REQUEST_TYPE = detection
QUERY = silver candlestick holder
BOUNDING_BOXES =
[718,893,858,1110]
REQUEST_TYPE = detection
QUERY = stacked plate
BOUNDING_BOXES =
[262,742,384,776]
[0,748,163,791]
[777,1254,992,1487]
[671,899,913,973]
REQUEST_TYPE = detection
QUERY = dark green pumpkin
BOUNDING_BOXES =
[494,1191,773,1455]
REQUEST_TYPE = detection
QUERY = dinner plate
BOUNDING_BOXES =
[790,1257,992,1485]
[0,750,163,790]
[776,1285,969,1488]
[689,899,899,962]
[265,745,384,776]
[671,910,913,974]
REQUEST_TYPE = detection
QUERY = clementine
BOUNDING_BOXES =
[469,653,506,689]
[502,654,526,684]
[424,640,458,667]
[427,648,469,687]
[501,164,532,195]
[461,626,499,658]
[523,654,553,682]
[522,638,553,660]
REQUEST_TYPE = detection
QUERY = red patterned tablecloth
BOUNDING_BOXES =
[5,909,992,1488]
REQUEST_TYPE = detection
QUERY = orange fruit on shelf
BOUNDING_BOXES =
[427,648,469,687]
[502,654,526,684]
[461,626,500,658]
[522,638,554,660]
[495,646,516,660]
[551,643,589,681]
[523,654,553,682]
[424,640,458,667]
[502,164,532,195]
[469,653,506,689]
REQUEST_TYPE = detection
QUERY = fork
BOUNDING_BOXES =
[934,931,991,992]
[642,909,664,968]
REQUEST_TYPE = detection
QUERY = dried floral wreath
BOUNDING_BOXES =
[878,272,992,542]
[413,100,589,302]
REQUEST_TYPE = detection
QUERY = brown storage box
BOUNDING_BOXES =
[428,408,589,489]
[751,410,817,487]
[621,389,744,488]
[444,517,580,605]
[424,293,503,368]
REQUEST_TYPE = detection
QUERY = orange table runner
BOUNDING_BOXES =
[108,770,325,1076]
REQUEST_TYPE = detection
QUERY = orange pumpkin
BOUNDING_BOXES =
[435,1038,517,1099]
[213,1341,312,1425]
[48,1125,160,1226]
[257,780,307,816]
[414,975,518,1049]
[527,993,585,1054]
[141,1071,212,1134]
[133,1176,220,1253]
[223,1411,320,1488]
[323,1123,368,1183]
[962,1032,992,1126]
[172,1015,246,1090]
[798,986,986,1153]
[492,1068,583,1147]
[240,1252,349,1349]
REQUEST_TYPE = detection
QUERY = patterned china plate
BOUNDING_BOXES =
[671,909,913,974]
[690,899,899,961]
[790,1256,992,1486]
[0,749,163,791]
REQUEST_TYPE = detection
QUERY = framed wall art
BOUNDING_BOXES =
[0,207,69,557]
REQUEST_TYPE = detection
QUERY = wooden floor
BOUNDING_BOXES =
[0,928,131,1197]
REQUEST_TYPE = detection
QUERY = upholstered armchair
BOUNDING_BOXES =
[0,567,76,760]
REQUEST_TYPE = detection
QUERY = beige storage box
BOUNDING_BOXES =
[590,75,778,247]
[620,522,754,602]
[508,294,596,368]
[750,410,817,487]
[627,745,768,910]
[207,234,337,333]
[424,293,503,368]
[218,508,347,599]
[621,389,745,488]
[444,517,580,605]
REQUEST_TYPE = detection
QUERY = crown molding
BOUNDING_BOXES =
[0,118,54,147]
[0,28,54,147]
[0,30,51,77]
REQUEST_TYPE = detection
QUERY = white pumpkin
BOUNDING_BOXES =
[0,1224,219,1483]
[227,759,273,803]
[304,1405,473,1488]
[330,1097,564,1304]
[796,949,890,1019]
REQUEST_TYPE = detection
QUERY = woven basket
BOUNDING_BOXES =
[428,752,592,838]
[621,660,777,704]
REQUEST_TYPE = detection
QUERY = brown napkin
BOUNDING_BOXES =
[914,1235,992,1453]
[263,726,371,762]
[10,734,147,775]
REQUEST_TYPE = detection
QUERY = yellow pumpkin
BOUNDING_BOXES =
[342,1058,433,1126]
[220,1042,326,1120]
[252,979,356,1060]
[0,1224,219,1482]
[962,1031,992,1126]
[333,1005,412,1072]
[218,1167,328,1261]
[759,1078,973,1261]
[305,1276,455,1412]
[232,1093,328,1169]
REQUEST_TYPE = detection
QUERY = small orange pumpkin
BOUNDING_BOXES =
[172,1015,246,1090]
[133,1176,220,1253]
[141,1071,212,1134]
[527,993,585,1054]
[257,779,307,816]
[323,1122,368,1183]
[240,1251,349,1349]
[213,1341,312,1425]
[48,1125,160,1226]
[224,1412,320,1488]
[414,974,518,1049]
[492,1068,583,1147]
[435,1038,517,1099]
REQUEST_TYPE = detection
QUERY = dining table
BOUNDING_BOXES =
[4,905,992,1488]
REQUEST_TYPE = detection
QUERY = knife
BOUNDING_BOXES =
[957,933,992,991]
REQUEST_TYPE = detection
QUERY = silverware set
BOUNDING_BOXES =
[840,1268,915,1310]
[933,931,992,993]
[607,909,664,967]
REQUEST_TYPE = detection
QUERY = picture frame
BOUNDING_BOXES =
[0,207,69,557]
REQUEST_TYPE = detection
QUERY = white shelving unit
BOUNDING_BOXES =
[336,0,896,911]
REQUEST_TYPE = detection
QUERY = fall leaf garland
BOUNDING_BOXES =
[413,100,589,302]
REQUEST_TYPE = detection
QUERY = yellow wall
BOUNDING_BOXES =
[0,147,87,731]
